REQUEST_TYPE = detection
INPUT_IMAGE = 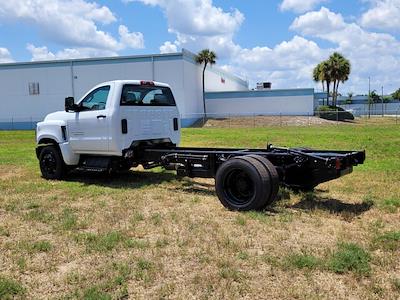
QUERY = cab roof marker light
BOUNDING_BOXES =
[140,80,155,86]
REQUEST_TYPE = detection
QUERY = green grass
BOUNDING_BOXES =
[380,197,400,212]
[74,231,128,252]
[31,240,52,252]
[150,213,162,226]
[81,287,112,300]
[0,124,399,298]
[393,278,400,292]
[284,253,321,270]
[234,215,247,226]
[24,208,54,223]
[372,231,400,251]
[0,276,25,299]
[328,242,371,275]
[181,125,400,172]
[0,226,10,237]
[65,262,131,300]
[245,211,271,224]
[17,240,53,254]
[58,208,79,231]
[218,260,243,282]
[135,258,155,282]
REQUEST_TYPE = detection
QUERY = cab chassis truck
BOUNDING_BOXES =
[36,80,365,211]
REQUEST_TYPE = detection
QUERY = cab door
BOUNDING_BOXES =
[68,85,111,153]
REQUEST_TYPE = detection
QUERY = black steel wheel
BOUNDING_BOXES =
[246,155,280,205]
[215,156,272,211]
[224,169,255,205]
[39,145,66,180]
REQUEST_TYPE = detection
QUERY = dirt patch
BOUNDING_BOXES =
[200,116,345,128]
[0,166,25,180]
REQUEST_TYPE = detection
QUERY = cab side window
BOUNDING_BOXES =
[80,86,110,111]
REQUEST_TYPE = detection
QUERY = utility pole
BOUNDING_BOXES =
[368,77,371,119]
[381,86,384,117]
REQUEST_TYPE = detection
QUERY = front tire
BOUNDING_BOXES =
[39,145,66,180]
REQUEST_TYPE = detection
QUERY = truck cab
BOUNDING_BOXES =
[36,80,180,178]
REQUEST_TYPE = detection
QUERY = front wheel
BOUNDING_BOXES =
[39,145,66,180]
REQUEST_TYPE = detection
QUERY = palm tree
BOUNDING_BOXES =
[313,62,326,105]
[195,49,217,118]
[313,63,324,90]
[328,52,351,106]
[312,53,351,107]
[347,92,353,104]
[320,60,332,106]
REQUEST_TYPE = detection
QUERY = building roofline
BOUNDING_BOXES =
[0,50,189,68]
[182,49,247,87]
[0,47,248,88]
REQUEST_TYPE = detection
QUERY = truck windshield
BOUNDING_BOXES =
[120,84,176,106]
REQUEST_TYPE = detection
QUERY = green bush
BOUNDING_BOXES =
[317,105,355,121]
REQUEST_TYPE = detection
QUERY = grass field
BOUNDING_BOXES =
[0,124,399,299]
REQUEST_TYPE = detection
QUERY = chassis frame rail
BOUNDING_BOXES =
[137,145,365,190]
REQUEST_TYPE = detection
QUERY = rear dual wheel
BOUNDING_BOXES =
[215,155,279,211]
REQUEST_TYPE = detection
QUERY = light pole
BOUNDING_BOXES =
[381,86,384,117]
[368,77,371,119]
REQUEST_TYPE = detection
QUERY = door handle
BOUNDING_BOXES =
[173,118,179,131]
[97,115,106,119]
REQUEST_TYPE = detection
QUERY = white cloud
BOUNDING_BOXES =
[0,0,117,50]
[0,0,144,53]
[290,7,400,92]
[230,36,328,89]
[132,0,244,36]
[131,0,243,58]
[280,0,327,13]
[26,44,117,61]
[118,25,145,49]
[290,7,346,35]
[0,47,14,63]
[360,0,400,31]
[159,41,178,53]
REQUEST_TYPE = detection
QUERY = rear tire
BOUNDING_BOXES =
[215,156,272,211]
[39,145,66,180]
[246,155,280,205]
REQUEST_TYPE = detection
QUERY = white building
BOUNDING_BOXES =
[0,49,320,129]
[0,49,248,129]
[204,89,317,118]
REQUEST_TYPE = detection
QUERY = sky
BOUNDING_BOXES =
[0,0,399,94]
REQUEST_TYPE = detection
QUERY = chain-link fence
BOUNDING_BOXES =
[0,110,399,130]
[183,110,400,128]
[0,117,43,130]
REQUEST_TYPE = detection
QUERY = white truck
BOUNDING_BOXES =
[36,80,365,211]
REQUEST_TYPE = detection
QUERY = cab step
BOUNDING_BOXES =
[78,156,112,172]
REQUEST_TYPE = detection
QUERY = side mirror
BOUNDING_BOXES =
[65,97,78,112]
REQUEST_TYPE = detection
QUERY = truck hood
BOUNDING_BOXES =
[44,111,72,122]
